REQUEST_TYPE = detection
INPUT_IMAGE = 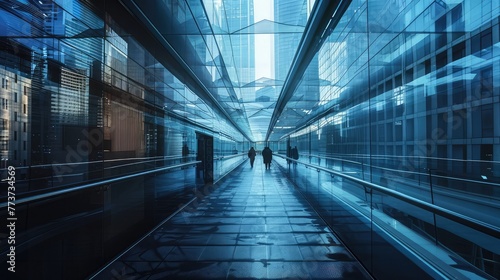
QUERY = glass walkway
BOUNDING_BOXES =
[90,158,372,279]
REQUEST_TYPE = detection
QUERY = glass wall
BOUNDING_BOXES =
[0,0,248,194]
[275,0,499,278]
[0,0,249,278]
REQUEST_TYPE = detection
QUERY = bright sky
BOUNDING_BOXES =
[254,0,274,80]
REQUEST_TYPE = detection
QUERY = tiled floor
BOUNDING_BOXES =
[91,159,372,279]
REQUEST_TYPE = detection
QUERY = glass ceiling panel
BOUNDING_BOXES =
[269,0,363,141]
[197,0,309,141]
[128,0,313,141]
[232,19,306,34]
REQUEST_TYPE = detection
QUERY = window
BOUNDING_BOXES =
[471,34,480,54]
[395,121,402,141]
[451,4,463,23]
[471,28,492,56]
[437,84,447,108]
[480,144,493,179]
[0,119,7,130]
[425,59,431,74]
[386,123,393,142]
[452,42,465,61]
[23,122,26,132]
[481,104,493,137]
[452,145,467,175]
[481,67,493,96]
[452,81,465,105]
[23,104,26,114]
[0,140,8,151]
[1,98,8,110]
[435,14,446,32]
[452,109,467,138]
[435,14,447,49]
[436,51,447,70]
[481,29,492,51]
[437,112,448,140]
[14,93,17,103]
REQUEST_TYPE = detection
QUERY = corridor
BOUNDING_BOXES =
[91,159,371,279]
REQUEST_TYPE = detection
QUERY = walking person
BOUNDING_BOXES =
[262,146,273,170]
[196,147,204,179]
[286,145,292,165]
[248,147,256,168]
[182,143,190,163]
[291,146,299,165]
[181,143,190,169]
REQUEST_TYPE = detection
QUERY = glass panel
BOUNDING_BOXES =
[278,0,500,278]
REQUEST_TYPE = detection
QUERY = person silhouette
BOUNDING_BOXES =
[196,147,204,179]
[291,146,299,165]
[287,145,292,164]
[182,144,189,163]
[248,147,256,168]
[262,146,273,170]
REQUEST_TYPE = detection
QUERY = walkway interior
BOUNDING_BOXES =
[92,158,371,279]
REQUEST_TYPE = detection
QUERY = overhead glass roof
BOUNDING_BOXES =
[199,0,313,141]
[124,0,314,142]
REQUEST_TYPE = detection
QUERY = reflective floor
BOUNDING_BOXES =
[91,159,371,279]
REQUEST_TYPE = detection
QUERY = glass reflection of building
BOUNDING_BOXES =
[0,69,31,167]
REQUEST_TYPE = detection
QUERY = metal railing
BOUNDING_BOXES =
[278,154,499,237]
[276,153,500,279]
[0,160,200,208]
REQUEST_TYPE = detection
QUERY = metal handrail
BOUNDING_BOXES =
[285,153,500,187]
[299,152,500,164]
[0,155,195,171]
[276,154,500,239]
[218,153,246,160]
[0,161,200,208]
